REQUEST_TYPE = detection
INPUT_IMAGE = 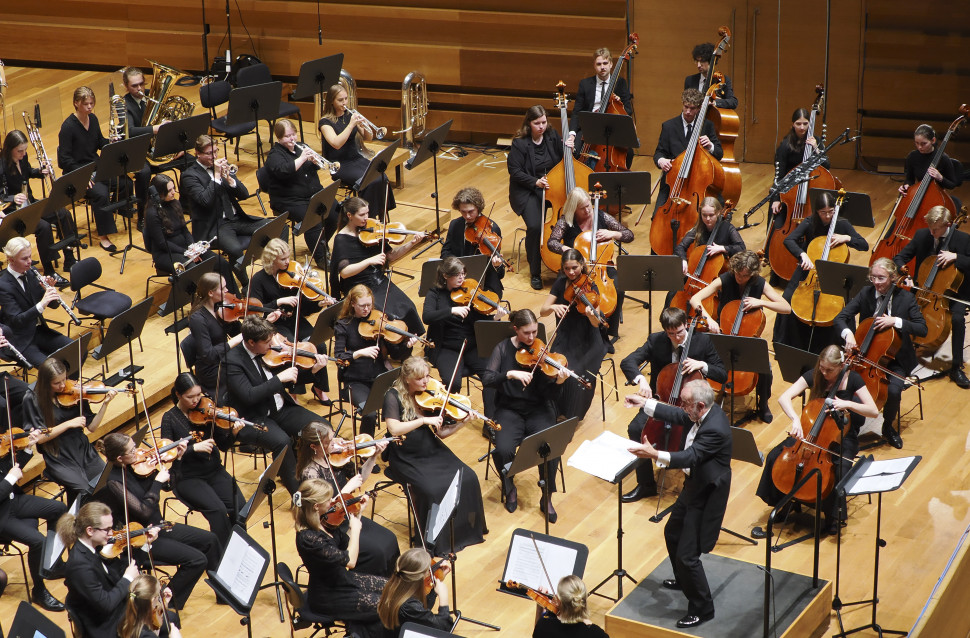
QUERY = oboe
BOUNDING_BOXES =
[0,332,32,368]
[29,267,82,326]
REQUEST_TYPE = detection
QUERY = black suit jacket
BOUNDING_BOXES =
[64,542,130,638]
[0,269,57,351]
[180,161,254,241]
[894,227,970,299]
[440,216,505,296]
[620,331,727,393]
[834,285,927,373]
[507,131,563,218]
[569,75,634,133]
[123,93,154,139]
[225,342,312,419]
[683,73,739,109]
[653,115,722,169]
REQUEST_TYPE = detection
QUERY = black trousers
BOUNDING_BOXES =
[951,300,967,367]
[883,360,909,430]
[626,411,658,489]
[234,421,299,495]
[664,481,715,618]
[0,494,67,585]
[36,207,78,272]
[274,199,327,266]
[174,470,245,548]
[491,401,559,494]
[431,347,495,416]
[153,249,241,294]
[213,216,267,269]
[347,381,378,437]
[86,177,133,236]
[23,326,73,368]
[516,204,543,278]
[148,522,219,610]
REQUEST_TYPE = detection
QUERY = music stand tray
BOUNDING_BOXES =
[589,171,652,206]
[158,255,218,317]
[474,321,547,360]
[292,54,344,102]
[400,622,465,638]
[731,426,764,467]
[498,528,588,595]
[418,255,488,297]
[96,135,153,183]
[614,255,683,294]
[356,139,402,193]
[47,163,96,211]
[816,260,870,302]
[205,526,271,618]
[226,81,281,127]
[360,367,402,415]
[153,113,211,161]
[406,119,453,170]
[576,112,640,149]
[0,199,46,245]
[239,213,289,268]
[308,302,344,346]
[810,188,875,228]
[94,296,152,370]
[47,332,92,381]
[773,343,820,384]
[708,334,772,375]
[298,182,341,237]
[239,453,286,525]
[506,417,579,533]
[7,600,66,638]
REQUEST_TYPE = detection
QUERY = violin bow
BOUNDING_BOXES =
[315,429,353,522]
[526,300,571,380]
[438,340,467,424]
[529,534,556,595]
[375,274,393,352]
[4,378,14,471]
[77,334,85,422]
[289,257,313,370]
[462,272,488,313]
[478,202,506,269]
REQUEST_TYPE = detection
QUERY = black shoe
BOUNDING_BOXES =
[676,613,713,629]
[530,276,543,290]
[539,497,557,524]
[882,426,903,450]
[951,368,970,389]
[136,218,144,233]
[823,518,842,536]
[504,486,517,513]
[621,483,658,503]
[311,386,333,406]
[371,465,381,475]
[661,579,682,590]
[100,241,118,252]
[63,257,77,272]
[606,342,615,354]
[47,272,70,289]
[32,587,65,612]
[760,406,773,423]
[751,526,769,540]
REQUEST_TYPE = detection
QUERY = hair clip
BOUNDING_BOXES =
[292,491,302,507]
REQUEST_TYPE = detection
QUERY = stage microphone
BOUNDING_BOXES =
[34,103,42,128]
[318,26,323,45]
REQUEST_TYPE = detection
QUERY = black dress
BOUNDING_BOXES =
[264,141,329,261]
[533,614,610,638]
[319,113,395,220]
[295,527,387,638]
[421,286,493,402]
[381,594,451,638]
[249,268,317,342]
[187,308,239,398]
[383,389,486,553]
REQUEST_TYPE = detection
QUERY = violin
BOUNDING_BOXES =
[322,491,370,527]
[572,186,618,319]
[847,282,903,409]
[215,294,285,322]
[505,580,560,615]
[912,213,966,351]
[514,337,592,389]
[327,434,404,467]
[703,27,742,206]
[54,379,134,407]
[100,521,174,559]
[413,377,502,431]
[130,435,197,476]
[670,205,734,319]
[358,309,434,348]
[708,282,766,397]
[0,427,50,456]
[276,262,338,306]
[563,272,610,327]
[642,315,705,452]
[424,555,455,597]
[449,278,504,316]
[189,396,266,432]
[464,215,513,272]
[789,188,849,326]
[358,218,436,247]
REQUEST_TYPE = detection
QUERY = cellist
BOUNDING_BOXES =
[618,307,726,502]
[834,258,927,449]
[894,205,970,389]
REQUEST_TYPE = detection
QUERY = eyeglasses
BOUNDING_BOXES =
[93,526,114,533]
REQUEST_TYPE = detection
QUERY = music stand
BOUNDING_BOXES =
[159,255,217,319]
[810,188,875,228]
[418,255,489,297]
[237,451,286,621]
[721,427,762,546]
[205,525,273,638]
[308,302,344,346]
[505,417,579,535]
[356,139,401,195]
[226,81,281,167]
[47,163,96,261]
[707,334,771,426]
[774,343,820,384]
[238,212,289,269]
[292,55,344,124]
[588,171,652,226]
[6,600,66,638]
[47,332,92,381]
[96,135,153,273]
[614,255,684,335]
[400,622,465,638]
[299,181,340,241]
[406,119,453,256]
[355,368,401,437]
[0,199,46,246]
[499,528,588,599]
[816,260,870,303]
[473,321,546,360]
[95,298,152,425]
[152,113,211,169]
[576,112,640,171]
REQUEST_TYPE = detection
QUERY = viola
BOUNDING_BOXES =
[327,434,404,467]
[912,213,966,351]
[130,435,197,476]
[358,309,434,348]
[463,215,513,272]
[578,33,639,174]
[708,283,766,397]
[189,396,266,432]
[414,377,502,431]
[703,28,742,206]
[671,206,734,318]
[263,339,318,369]
[514,337,592,389]
[847,283,903,409]
[563,272,610,327]
[642,316,704,452]
[276,262,337,306]
[789,188,849,327]
[424,555,455,597]
[100,521,174,559]
[572,186,618,319]
[54,380,134,407]
[322,492,369,527]
[505,580,560,615]
[215,294,284,322]
[358,218,436,247]
[449,278,504,316]
[0,427,50,456]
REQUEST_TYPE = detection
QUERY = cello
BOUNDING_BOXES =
[572,185,618,318]
[911,211,967,351]
[869,105,967,272]
[641,315,704,452]
[765,86,842,281]
[670,203,735,319]
[542,81,594,273]
[649,78,726,256]
[848,282,904,409]
[702,27,742,206]
[789,189,850,327]
[707,280,766,397]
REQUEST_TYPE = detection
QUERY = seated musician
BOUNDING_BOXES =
[225,316,329,492]
[690,250,790,423]
[57,502,142,638]
[319,84,395,222]
[378,548,453,638]
[162,372,245,548]
[773,190,869,352]
[752,345,877,537]
[0,359,29,425]
[618,307,726,502]
[1,129,77,284]
[296,421,399,577]
[899,124,962,210]
[547,186,633,343]
[181,134,263,285]
[442,186,506,297]
[834,258,927,449]
[144,174,240,292]
[482,309,567,521]
[384,356,486,552]
[23,357,114,503]
[532,575,608,638]
[120,67,158,230]
[0,428,66,611]
[0,237,73,366]
[653,89,722,211]
[894,205,970,388]
[334,284,415,437]
[540,249,609,420]
[330,196,425,336]
[265,118,329,264]
[567,47,634,167]
[684,42,738,109]
[119,573,182,638]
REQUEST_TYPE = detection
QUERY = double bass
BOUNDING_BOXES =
[790,189,849,327]
[912,212,967,351]
[641,315,704,452]
[765,86,842,281]
[702,27,742,206]
[870,105,967,272]
[670,204,734,319]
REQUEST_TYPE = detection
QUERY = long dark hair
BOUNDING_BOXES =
[148,174,183,236]
[514,105,547,139]
[810,191,838,235]
[1,130,28,173]
[36,358,69,456]
[782,108,812,154]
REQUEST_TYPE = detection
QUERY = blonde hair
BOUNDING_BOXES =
[72,86,95,107]
[291,478,334,531]
[261,237,290,273]
[3,236,31,259]
[56,501,112,548]
[390,357,430,422]
[118,574,162,638]
[562,187,591,226]
[377,548,431,629]
[925,205,952,227]
[691,196,723,246]
[556,575,590,623]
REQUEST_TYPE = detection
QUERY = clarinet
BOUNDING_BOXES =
[29,267,82,326]
[0,331,32,368]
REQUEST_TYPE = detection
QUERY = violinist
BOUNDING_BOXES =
[690,250,790,423]
[319,83,395,222]
[119,573,182,638]
[0,427,66,611]
[161,373,244,547]
[773,190,869,352]
[331,197,425,336]
[483,309,567,520]
[292,478,388,638]
[532,575,608,638]
[753,346,878,537]
[834,258,927,449]
[618,307,726,503]
[384,357,486,552]
[296,421,399,577]
[624,380,730,630]
[567,47,634,167]
[95,432,220,610]
[894,205,970,388]
[653,89,722,211]
[540,249,609,420]
[684,42,738,109]
[265,118,329,263]
[508,105,568,290]
[442,186,506,296]
[23,357,115,503]
[377,548,452,638]
[335,285,416,437]
[57,502,142,638]
[187,273,249,397]
[899,124,962,210]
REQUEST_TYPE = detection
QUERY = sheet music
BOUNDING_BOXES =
[216,532,265,602]
[503,535,576,592]
[429,470,461,543]
[847,456,918,495]
[862,456,914,476]
[566,431,638,482]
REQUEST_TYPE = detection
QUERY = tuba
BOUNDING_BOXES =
[142,60,195,162]
[397,71,428,154]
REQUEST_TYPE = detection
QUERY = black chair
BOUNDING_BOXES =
[236,63,305,142]
[199,80,256,161]
[179,333,197,373]
[68,257,134,349]
[277,561,342,638]
[140,215,173,299]
[0,540,31,603]
[255,166,298,255]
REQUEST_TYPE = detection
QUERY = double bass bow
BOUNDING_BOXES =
[789,189,849,327]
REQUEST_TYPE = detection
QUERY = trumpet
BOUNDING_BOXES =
[174,236,216,274]
[348,109,386,140]
[295,142,340,175]
[30,267,82,326]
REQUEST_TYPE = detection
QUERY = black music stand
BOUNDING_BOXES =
[238,212,289,269]
[0,199,46,245]
[418,255,489,297]
[205,525,273,637]
[236,452,286,622]
[614,255,684,336]
[400,622,465,638]
[308,302,344,346]
[6,600,66,638]
[473,321,547,360]
[226,81,281,167]
[95,298,152,424]
[576,112,640,170]
[97,135,153,273]
[356,139,401,197]
[708,334,771,426]
[47,163,95,260]
[299,182,340,241]
[47,332,92,381]
[355,368,401,439]
[161,256,218,373]
[774,343,820,384]
[810,188,875,228]
[505,417,579,535]
[292,55,344,132]
[406,119,453,256]
[721,427,762,546]
[816,260,870,303]
[589,171,652,226]
[152,112,211,168]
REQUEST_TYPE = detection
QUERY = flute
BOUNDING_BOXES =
[29,267,82,326]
